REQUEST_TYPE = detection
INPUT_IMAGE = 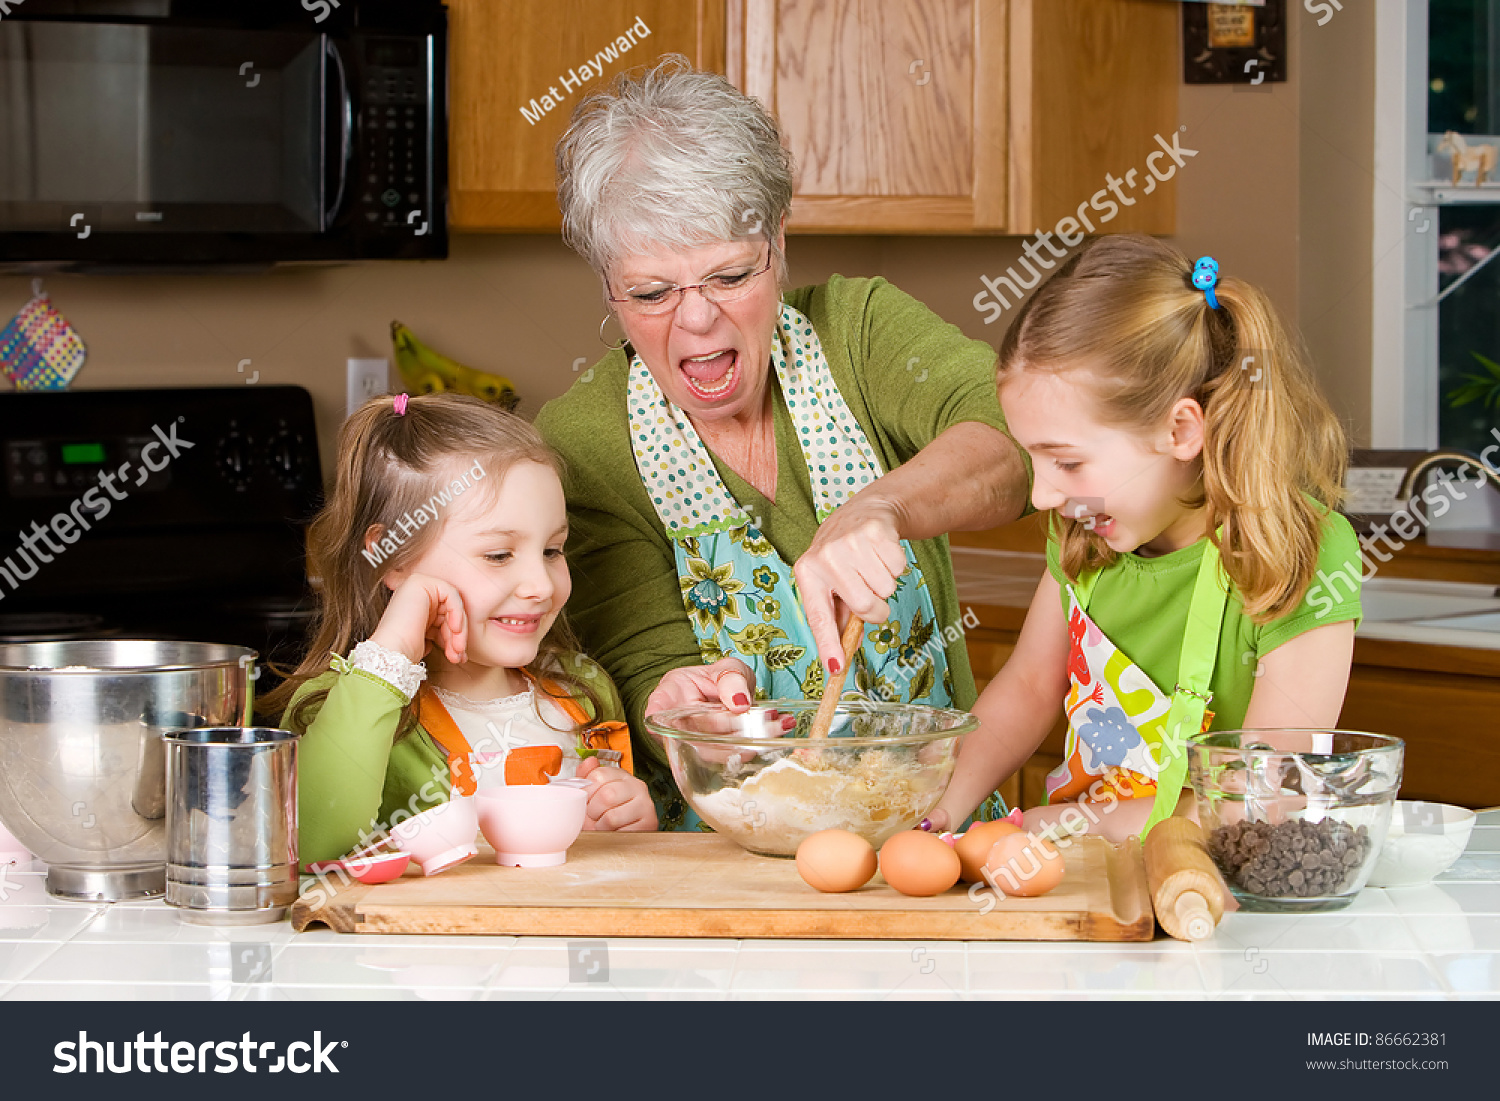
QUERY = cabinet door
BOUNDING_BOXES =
[448,1,726,230]
[1340,659,1500,809]
[732,0,1006,232]
[1010,0,1178,236]
[730,0,1176,234]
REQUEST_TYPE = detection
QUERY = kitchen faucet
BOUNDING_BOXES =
[1397,450,1500,501]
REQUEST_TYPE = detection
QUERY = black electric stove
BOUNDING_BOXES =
[0,386,322,718]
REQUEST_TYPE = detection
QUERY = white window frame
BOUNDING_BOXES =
[1373,0,1500,449]
[1372,0,1437,448]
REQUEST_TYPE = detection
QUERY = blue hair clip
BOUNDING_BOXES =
[1192,257,1220,309]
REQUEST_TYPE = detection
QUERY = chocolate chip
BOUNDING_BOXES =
[1208,818,1372,900]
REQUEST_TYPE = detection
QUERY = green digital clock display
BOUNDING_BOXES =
[61,442,106,465]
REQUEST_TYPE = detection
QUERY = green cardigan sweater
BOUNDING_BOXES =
[535,274,1017,767]
[285,656,624,865]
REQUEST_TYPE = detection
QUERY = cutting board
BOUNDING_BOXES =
[291,832,1155,941]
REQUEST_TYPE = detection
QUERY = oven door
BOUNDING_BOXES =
[0,19,354,264]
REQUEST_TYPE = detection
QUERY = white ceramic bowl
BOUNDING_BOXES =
[1368,800,1476,887]
[476,786,587,867]
[389,796,479,876]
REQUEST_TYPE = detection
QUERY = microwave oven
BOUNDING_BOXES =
[0,0,447,268]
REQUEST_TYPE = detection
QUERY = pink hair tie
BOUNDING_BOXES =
[393,393,409,416]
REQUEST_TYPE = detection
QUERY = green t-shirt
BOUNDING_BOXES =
[1045,510,1363,730]
[535,274,1016,751]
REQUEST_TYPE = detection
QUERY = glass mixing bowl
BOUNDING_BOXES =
[1187,729,1404,912]
[645,699,977,857]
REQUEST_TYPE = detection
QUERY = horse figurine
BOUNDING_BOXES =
[1438,130,1498,186]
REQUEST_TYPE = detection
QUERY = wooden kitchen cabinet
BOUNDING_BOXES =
[447,0,1176,234]
[728,0,1178,233]
[446,1,726,230]
[1339,639,1500,810]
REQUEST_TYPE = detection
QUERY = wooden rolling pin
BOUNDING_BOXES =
[808,616,865,739]
[1143,814,1226,942]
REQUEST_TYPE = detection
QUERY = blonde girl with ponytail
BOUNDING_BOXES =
[928,235,1362,842]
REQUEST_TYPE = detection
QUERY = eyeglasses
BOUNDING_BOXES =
[607,251,774,316]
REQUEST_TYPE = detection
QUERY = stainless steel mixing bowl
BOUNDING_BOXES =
[0,640,256,901]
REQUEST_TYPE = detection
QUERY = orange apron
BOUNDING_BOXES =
[416,671,633,796]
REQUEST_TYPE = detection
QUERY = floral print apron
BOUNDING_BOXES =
[1045,540,1229,837]
[629,304,982,829]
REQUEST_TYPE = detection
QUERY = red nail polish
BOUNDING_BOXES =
[732,693,750,707]
[828,658,842,675]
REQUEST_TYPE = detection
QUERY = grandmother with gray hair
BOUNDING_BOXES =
[535,58,1030,829]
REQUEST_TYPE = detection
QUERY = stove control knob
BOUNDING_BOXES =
[216,433,254,489]
[265,430,304,487]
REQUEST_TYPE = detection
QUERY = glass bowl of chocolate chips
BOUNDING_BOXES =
[1187,730,1404,912]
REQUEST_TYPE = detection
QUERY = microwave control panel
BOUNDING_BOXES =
[356,37,433,239]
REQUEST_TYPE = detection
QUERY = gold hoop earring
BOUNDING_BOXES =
[598,312,627,350]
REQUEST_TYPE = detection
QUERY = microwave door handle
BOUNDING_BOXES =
[324,37,352,231]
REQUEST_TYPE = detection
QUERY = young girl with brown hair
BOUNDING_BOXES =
[263,393,656,866]
[928,236,1361,841]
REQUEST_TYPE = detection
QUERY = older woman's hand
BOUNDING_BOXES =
[645,657,757,716]
[644,660,795,762]
[793,496,909,674]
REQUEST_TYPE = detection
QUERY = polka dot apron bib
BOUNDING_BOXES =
[628,303,955,713]
[1045,540,1230,837]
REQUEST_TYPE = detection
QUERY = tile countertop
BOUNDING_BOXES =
[0,814,1495,1002]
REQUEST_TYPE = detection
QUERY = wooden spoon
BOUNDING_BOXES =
[808,616,866,739]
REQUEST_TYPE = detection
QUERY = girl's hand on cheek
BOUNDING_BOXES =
[576,757,658,831]
[370,573,469,666]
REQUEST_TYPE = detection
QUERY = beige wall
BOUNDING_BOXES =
[1,8,1375,480]
[1298,1,1377,447]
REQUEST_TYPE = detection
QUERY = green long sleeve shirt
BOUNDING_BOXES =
[284,658,624,865]
[535,274,1018,765]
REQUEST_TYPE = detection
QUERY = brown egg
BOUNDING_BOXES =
[796,829,878,893]
[955,820,1022,883]
[983,832,1066,897]
[879,831,962,897]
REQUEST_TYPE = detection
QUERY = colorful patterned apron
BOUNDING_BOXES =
[1045,540,1229,838]
[629,304,984,829]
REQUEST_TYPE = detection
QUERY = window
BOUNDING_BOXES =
[1430,0,1500,455]
[1375,0,1500,453]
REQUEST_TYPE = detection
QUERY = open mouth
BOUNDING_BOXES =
[679,349,740,402]
[491,614,544,635]
[1069,509,1116,537]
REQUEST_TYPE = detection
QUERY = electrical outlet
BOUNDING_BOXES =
[346,358,390,417]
